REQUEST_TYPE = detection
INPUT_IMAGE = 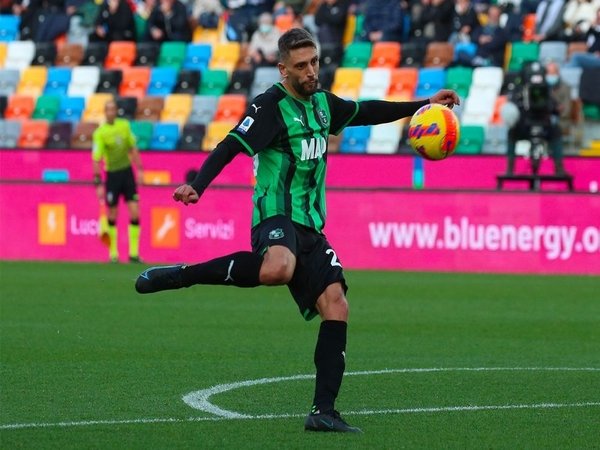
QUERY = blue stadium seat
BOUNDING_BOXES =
[415,68,446,99]
[56,96,85,123]
[340,126,371,153]
[147,67,177,96]
[44,67,72,96]
[183,43,212,71]
[150,122,179,150]
[453,42,477,61]
[0,15,20,42]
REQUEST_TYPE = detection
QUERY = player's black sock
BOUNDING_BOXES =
[180,251,263,288]
[311,320,347,414]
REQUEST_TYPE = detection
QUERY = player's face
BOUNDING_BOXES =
[105,102,117,123]
[279,46,319,100]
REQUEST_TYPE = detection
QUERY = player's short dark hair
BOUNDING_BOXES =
[278,28,317,61]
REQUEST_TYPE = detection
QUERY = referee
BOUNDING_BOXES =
[135,28,459,432]
[92,100,143,263]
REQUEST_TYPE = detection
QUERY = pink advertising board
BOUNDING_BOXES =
[1,183,598,274]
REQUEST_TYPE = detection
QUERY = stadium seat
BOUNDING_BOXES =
[424,42,454,68]
[68,66,100,98]
[134,41,159,66]
[320,42,343,67]
[318,65,336,91]
[174,69,201,94]
[116,96,137,120]
[456,125,485,154]
[579,67,600,106]
[366,123,401,154]
[4,95,34,120]
[16,66,47,97]
[483,124,508,154]
[359,68,391,100]
[249,66,280,99]
[491,95,507,124]
[445,66,473,100]
[4,40,35,71]
[567,41,587,60]
[559,66,583,100]
[210,42,241,73]
[82,42,108,66]
[192,26,220,46]
[227,68,254,96]
[135,96,164,122]
[340,126,370,153]
[0,15,20,42]
[158,41,187,69]
[56,96,85,123]
[399,42,426,67]
[538,41,568,65]
[0,42,6,67]
[521,14,536,42]
[32,42,57,67]
[18,119,49,148]
[70,122,99,149]
[160,93,193,126]
[82,93,113,123]
[130,120,153,150]
[0,68,19,96]
[507,42,539,72]
[55,43,84,67]
[453,42,477,62]
[500,71,522,96]
[470,66,504,94]
[0,95,6,117]
[199,69,229,95]
[44,67,72,96]
[96,69,122,95]
[147,67,177,96]
[202,121,233,151]
[415,68,445,99]
[46,121,73,149]
[189,95,219,125]
[119,67,151,98]
[183,43,212,71]
[461,90,497,126]
[341,42,372,68]
[105,41,136,69]
[32,94,60,120]
[214,94,246,122]
[275,13,294,32]
[0,119,21,147]
[178,123,206,150]
[369,41,401,68]
[150,122,179,150]
[331,67,363,100]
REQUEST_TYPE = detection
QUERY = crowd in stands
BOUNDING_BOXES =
[0,0,598,155]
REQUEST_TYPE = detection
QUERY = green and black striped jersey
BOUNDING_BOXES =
[228,83,359,233]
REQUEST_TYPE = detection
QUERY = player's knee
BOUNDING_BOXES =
[260,261,293,285]
[318,285,348,321]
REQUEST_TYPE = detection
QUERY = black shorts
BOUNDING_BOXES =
[251,215,348,321]
[105,167,138,207]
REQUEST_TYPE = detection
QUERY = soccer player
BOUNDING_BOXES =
[93,100,143,263]
[135,28,459,432]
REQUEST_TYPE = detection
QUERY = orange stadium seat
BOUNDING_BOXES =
[214,94,246,122]
[369,42,401,68]
[16,66,47,97]
[491,95,507,124]
[424,42,454,67]
[202,121,234,151]
[55,43,84,67]
[387,67,418,99]
[5,95,35,120]
[119,67,151,98]
[105,41,136,69]
[160,93,193,126]
[18,119,50,148]
[82,93,114,123]
[70,122,99,149]
[522,14,536,42]
[275,14,294,32]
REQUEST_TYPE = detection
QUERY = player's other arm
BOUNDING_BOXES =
[92,131,105,200]
[128,146,143,185]
[349,90,461,126]
[173,136,243,205]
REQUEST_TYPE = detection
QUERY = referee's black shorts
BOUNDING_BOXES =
[251,215,348,321]
[105,166,138,207]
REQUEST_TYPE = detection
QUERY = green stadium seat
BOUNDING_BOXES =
[445,66,473,100]
[456,125,485,154]
[341,42,372,68]
[32,94,60,120]
[158,42,187,69]
[582,103,600,120]
[130,120,153,150]
[198,69,228,96]
[508,42,539,72]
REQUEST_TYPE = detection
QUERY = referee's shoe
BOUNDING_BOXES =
[304,410,362,433]
[135,264,185,294]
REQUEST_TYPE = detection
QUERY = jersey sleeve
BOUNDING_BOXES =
[227,93,282,156]
[92,128,104,162]
[325,91,360,136]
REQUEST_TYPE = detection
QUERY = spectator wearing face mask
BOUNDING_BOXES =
[545,61,573,137]
[248,12,282,67]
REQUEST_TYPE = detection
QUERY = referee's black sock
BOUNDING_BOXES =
[311,320,347,415]
[180,251,262,288]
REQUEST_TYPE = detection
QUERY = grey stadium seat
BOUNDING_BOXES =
[0,120,22,148]
[189,95,219,125]
[0,69,20,96]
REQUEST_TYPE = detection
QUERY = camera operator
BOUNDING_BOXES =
[505,61,568,176]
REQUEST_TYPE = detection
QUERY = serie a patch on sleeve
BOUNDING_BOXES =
[237,116,254,134]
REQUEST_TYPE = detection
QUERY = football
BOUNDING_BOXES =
[408,103,460,160]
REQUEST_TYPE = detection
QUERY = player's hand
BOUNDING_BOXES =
[172,184,199,205]
[95,185,105,201]
[430,89,461,109]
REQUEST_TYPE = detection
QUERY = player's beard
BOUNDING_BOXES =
[293,77,319,98]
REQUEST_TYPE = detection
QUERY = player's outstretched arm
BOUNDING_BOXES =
[429,89,461,109]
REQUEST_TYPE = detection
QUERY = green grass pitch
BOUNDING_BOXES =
[1,261,599,449]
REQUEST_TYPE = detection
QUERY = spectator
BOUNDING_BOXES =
[248,12,282,67]
[13,0,74,42]
[468,5,508,67]
[533,0,566,42]
[90,0,136,42]
[226,0,274,42]
[363,0,404,43]
[565,8,600,68]
[563,0,598,42]
[136,0,157,19]
[420,0,454,42]
[274,0,307,16]
[545,61,573,137]
[449,0,481,44]
[146,0,192,42]
[192,0,224,29]
[314,0,349,65]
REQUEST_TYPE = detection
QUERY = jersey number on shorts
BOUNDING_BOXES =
[326,249,342,267]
